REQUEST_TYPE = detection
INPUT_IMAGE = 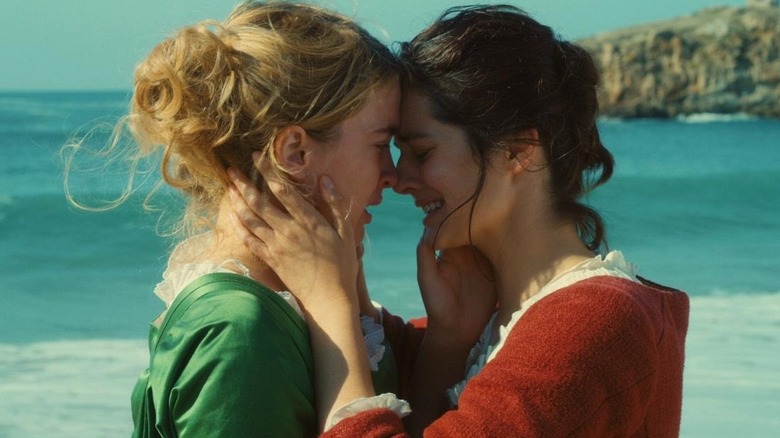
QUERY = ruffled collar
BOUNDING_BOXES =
[152,233,304,320]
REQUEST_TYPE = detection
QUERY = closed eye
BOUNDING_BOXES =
[414,148,432,160]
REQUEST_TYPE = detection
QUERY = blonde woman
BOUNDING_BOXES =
[66,2,401,436]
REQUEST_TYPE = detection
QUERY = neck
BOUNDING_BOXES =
[477,212,594,327]
[208,229,288,292]
[180,198,288,292]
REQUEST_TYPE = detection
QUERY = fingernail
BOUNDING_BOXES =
[322,175,335,191]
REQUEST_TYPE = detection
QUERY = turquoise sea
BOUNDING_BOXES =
[1,91,778,437]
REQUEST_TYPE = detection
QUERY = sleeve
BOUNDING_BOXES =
[151,290,317,437]
[322,282,662,437]
[362,312,399,395]
[380,308,427,398]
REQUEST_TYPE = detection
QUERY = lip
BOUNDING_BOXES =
[414,198,444,227]
[364,195,384,224]
[415,198,443,212]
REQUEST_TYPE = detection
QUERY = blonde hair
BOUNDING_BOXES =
[65,1,398,237]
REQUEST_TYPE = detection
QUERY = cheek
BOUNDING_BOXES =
[420,161,450,190]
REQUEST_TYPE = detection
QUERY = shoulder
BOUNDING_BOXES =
[185,276,302,329]
[449,277,688,436]
[144,277,318,437]
[158,275,309,357]
[496,276,689,370]
[526,276,687,336]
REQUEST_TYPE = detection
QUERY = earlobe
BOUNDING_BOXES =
[273,125,314,180]
[507,129,541,174]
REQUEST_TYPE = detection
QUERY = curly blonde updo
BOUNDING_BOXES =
[123,1,398,234]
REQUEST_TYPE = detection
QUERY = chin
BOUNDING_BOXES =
[429,226,470,251]
[353,226,366,248]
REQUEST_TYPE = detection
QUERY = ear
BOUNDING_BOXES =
[506,129,541,174]
[273,125,317,181]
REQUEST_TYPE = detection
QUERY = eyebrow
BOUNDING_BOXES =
[373,126,397,136]
[396,131,430,143]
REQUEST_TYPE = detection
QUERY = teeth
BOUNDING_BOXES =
[422,201,443,214]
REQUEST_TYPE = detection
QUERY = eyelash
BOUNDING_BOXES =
[414,149,431,160]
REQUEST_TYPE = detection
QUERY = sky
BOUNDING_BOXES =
[0,0,747,91]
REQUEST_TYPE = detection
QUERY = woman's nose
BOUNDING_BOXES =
[379,150,398,189]
[393,153,419,195]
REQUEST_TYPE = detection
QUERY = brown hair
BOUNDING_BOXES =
[399,5,614,251]
[65,1,399,236]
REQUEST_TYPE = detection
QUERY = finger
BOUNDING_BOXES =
[227,167,291,230]
[416,230,439,283]
[229,190,272,239]
[229,210,270,260]
[228,183,289,233]
[437,246,475,267]
[319,175,353,240]
[253,153,320,223]
[227,166,262,210]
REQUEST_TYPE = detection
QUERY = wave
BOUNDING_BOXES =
[0,92,128,136]
[0,339,147,438]
[675,112,760,123]
[1,292,778,437]
[598,113,762,124]
[682,292,780,435]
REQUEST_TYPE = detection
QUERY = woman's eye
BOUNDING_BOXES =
[414,149,431,160]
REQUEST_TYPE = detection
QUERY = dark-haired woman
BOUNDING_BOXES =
[230,5,689,437]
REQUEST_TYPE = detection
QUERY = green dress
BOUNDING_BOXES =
[130,272,397,437]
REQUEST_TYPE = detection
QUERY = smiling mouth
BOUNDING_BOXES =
[421,201,443,215]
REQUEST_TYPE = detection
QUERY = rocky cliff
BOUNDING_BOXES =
[578,4,780,118]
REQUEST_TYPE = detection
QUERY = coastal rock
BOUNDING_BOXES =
[578,3,780,118]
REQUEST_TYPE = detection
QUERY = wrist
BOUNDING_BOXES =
[425,322,479,350]
[420,330,473,364]
[297,284,358,315]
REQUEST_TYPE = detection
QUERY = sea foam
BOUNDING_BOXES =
[1,293,778,437]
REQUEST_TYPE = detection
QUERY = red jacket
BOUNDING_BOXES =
[324,276,689,437]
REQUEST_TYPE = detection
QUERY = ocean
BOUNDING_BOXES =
[1,91,778,437]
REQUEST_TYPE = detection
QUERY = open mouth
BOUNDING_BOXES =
[362,198,383,224]
[421,200,443,215]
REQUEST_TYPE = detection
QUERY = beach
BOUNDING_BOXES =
[1,92,779,436]
[2,294,778,437]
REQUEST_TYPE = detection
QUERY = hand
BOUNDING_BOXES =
[417,233,497,347]
[355,257,380,322]
[227,157,359,310]
[229,159,376,430]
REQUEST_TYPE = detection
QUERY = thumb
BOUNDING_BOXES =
[416,229,438,283]
[319,175,352,240]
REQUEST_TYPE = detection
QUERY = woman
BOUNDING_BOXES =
[65,2,402,436]
[230,5,690,437]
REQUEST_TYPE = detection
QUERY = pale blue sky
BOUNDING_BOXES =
[1,0,745,91]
